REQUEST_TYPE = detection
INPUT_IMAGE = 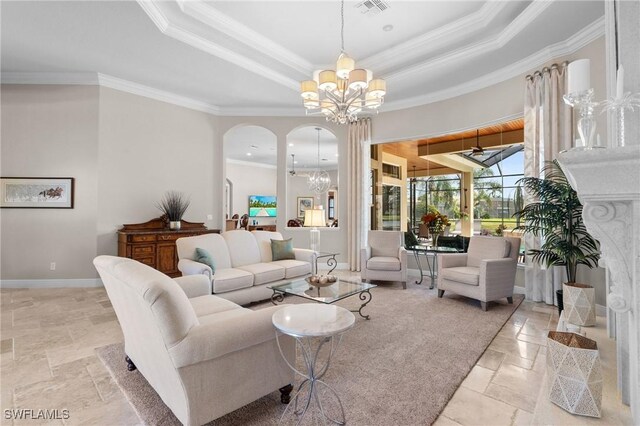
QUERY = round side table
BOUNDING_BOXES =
[272,303,355,425]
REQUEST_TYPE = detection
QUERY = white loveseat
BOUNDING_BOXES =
[93,255,295,426]
[176,230,313,305]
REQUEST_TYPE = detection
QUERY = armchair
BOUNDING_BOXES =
[361,230,408,289]
[93,255,295,426]
[437,236,520,310]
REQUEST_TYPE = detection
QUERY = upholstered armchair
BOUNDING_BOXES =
[361,230,408,289]
[93,256,295,426]
[437,236,520,310]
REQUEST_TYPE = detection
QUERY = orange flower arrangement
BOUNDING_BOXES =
[421,211,450,234]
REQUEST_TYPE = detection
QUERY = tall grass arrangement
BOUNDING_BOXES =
[156,191,190,222]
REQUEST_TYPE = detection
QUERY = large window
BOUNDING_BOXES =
[408,174,461,231]
[473,147,524,233]
[382,184,402,230]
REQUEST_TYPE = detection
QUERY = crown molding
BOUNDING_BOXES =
[137,0,300,91]
[386,0,554,82]
[382,17,605,113]
[1,72,99,85]
[97,74,222,115]
[176,0,312,76]
[226,158,277,169]
[360,1,509,71]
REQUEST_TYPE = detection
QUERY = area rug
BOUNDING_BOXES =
[97,281,523,425]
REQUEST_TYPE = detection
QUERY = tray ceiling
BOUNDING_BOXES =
[1,1,604,116]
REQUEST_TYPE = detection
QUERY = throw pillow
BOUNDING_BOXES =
[195,248,216,273]
[271,238,295,261]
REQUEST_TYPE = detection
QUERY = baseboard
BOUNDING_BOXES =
[0,278,103,289]
[514,285,526,295]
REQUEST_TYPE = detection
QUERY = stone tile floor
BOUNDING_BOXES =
[0,280,628,425]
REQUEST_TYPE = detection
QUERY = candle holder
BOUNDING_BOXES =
[564,89,601,150]
[600,92,640,147]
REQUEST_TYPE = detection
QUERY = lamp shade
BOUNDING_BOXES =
[367,79,386,98]
[300,80,318,99]
[336,53,355,79]
[318,70,338,91]
[348,69,368,90]
[304,208,325,227]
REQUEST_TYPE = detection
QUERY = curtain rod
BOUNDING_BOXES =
[525,60,569,81]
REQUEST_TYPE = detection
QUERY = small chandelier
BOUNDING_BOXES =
[299,0,386,124]
[308,128,331,193]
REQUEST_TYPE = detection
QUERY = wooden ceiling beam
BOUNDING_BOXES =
[417,129,523,156]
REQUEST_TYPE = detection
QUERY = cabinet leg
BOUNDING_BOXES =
[125,355,137,372]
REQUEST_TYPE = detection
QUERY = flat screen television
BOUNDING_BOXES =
[248,195,277,217]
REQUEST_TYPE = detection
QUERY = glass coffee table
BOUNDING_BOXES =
[268,278,376,320]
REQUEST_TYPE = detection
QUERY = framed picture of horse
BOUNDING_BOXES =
[0,177,74,208]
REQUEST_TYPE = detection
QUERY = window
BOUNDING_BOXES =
[382,184,401,230]
[382,163,401,179]
[473,147,524,234]
[408,174,461,231]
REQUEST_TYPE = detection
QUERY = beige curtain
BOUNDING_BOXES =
[523,62,572,304]
[347,118,371,271]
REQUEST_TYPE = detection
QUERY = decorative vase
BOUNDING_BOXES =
[433,232,440,247]
[547,331,602,418]
[556,289,564,316]
[169,221,181,230]
[563,283,595,326]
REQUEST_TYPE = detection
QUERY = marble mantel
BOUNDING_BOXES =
[558,144,640,422]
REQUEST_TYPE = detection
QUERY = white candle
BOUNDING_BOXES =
[567,59,591,94]
[616,65,624,99]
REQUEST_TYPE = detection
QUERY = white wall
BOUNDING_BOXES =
[1,85,100,279]
[226,161,277,226]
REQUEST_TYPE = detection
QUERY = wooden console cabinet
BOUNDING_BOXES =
[247,224,277,232]
[117,217,219,277]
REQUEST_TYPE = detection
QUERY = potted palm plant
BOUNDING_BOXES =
[515,160,600,325]
[157,191,191,230]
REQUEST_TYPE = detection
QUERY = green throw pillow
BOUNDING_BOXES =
[271,238,295,261]
[195,248,216,273]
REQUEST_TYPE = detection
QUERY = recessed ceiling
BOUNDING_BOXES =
[1,1,604,115]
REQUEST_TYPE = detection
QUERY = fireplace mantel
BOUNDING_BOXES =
[558,144,640,421]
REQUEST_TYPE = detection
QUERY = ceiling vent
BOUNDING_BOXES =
[356,0,390,16]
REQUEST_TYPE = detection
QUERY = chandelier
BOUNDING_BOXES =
[308,128,332,193]
[299,0,386,124]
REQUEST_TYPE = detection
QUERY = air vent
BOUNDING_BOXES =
[356,0,390,16]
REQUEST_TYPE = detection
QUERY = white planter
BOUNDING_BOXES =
[547,331,602,418]
[563,283,596,326]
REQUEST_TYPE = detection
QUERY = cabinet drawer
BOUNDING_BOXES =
[132,245,155,256]
[131,235,156,243]
[135,256,155,267]
[157,233,195,242]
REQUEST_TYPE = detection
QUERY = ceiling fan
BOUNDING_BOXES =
[471,129,484,157]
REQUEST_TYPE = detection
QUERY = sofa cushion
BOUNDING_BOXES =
[251,231,284,262]
[369,231,403,258]
[195,248,216,272]
[212,268,254,293]
[271,238,295,261]
[237,263,285,285]
[197,308,252,325]
[189,295,241,318]
[271,259,311,278]
[176,234,231,270]
[222,230,262,267]
[441,266,480,286]
[467,237,511,268]
[367,256,401,271]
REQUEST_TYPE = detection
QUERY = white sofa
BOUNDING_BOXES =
[176,230,314,305]
[93,255,295,426]
[437,236,520,310]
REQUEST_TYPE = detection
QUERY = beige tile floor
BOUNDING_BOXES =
[0,282,628,426]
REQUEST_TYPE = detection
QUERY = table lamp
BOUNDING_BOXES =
[304,208,325,252]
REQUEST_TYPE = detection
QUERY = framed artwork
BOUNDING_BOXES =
[0,177,75,208]
[297,197,314,218]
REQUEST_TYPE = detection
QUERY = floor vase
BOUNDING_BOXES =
[563,283,595,326]
[547,331,602,417]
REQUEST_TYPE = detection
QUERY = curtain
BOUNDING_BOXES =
[523,62,572,304]
[347,118,371,271]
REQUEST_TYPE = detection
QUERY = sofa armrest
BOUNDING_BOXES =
[173,275,212,298]
[168,305,287,368]
[480,258,517,290]
[439,253,468,269]
[360,247,371,273]
[177,258,212,280]
[293,248,314,264]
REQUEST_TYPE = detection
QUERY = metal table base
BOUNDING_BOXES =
[412,250,438,289]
